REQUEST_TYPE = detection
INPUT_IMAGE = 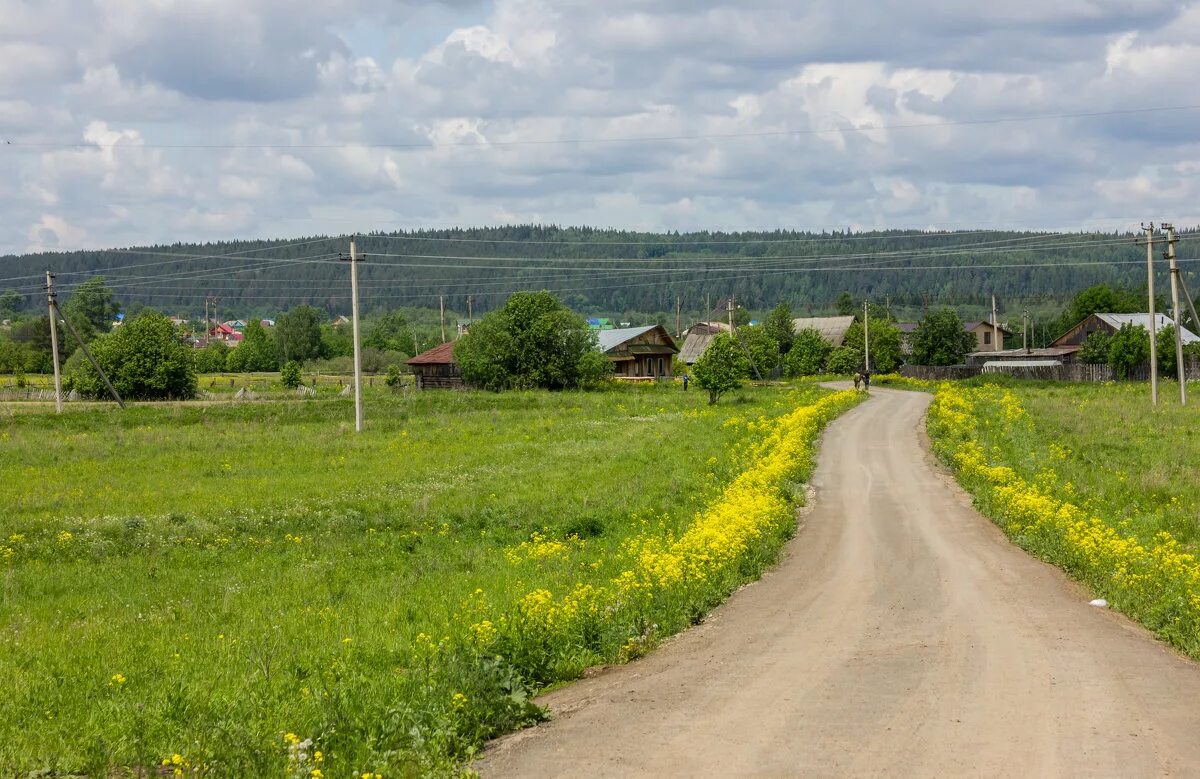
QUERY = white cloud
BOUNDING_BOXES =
[1,0,1199,255]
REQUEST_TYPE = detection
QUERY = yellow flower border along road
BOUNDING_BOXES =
[927,383,1200,658]
[371,389,864,771]
[479,386,1200,777]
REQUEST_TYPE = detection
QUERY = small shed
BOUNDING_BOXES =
[791,316,856,346]
[598,325,679,378]
[406,342,463,389]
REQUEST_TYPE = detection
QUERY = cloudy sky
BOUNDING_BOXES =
[2,0,1199,255]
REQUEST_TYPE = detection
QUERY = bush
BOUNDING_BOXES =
[1108,323,1150,379]
[1078,330,1112,364]
[824,345,863,375]
[385,363,405,388]
[193,342,229,373]
[226,321,277,372]
[70,311,197,400]
[280,360,303,389]
[736,325,779,377]
[784,328,832,377]
[692,332,750,404]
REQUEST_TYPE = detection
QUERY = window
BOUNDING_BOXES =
[983,331,992,345]
[658,357,665,376]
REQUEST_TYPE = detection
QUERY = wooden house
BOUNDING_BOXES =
[598,325,679,378]
[1053,313,1200,347]
[406,342,463,389]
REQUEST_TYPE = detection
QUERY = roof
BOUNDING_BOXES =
[791,316,856,346]
[679,332,715,364]
[895,323,919,333]
[969,346,1081,359]
[1094,313,1200,343]
[964,321,1015,336]
[407,341,458,365]
[982,360,1062,369]
[597,326,657,352]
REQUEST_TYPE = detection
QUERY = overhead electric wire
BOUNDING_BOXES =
[6,104,1199,152]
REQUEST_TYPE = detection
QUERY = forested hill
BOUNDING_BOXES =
[2,225,1196,319]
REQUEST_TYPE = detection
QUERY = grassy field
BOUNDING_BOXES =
[0,382,854,776]
[926,379,1200,658]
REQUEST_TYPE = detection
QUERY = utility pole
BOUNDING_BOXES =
[675,294,681,338]
[1023,310,1030,354]
[467,295,473,326]
[1164,223,1186,404]
[439,295,446,343]
[727,295,735,335]
[991,294,1000,352]
[863,300,871,372]
[45,271,63,413]
[341,238,365,432]
[203,297,209,347]
[1139,223,1159,406]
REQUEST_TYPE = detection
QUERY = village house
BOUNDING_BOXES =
[1053,313,1200,348]
[598,325,679,379]
[406,342,463,389]
[964,320,1013,351]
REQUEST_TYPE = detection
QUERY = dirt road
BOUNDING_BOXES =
[479,388,1200,777]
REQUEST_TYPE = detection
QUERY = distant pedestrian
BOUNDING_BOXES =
[853,372,862,391]
[863,370,871,391]
[682,373,690,391]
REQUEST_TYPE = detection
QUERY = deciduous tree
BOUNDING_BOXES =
[454,291,608,391]
[911,309,975,366]
[693,332,750,404]
[70,311,196,400]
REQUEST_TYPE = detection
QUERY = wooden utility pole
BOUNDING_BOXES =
[863,300,871,372]
[991,294,1000,352]
[1164,223,1185,404]
[727,295,735,335]
[439,295,446,342]
[45,271,63,413]
[1023,310,1030,354]
[1139,223,1159,405]
[675,295,682,338]
[467,295,473,326]
[341,238,365,432]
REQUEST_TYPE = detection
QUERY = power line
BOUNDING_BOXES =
[5,105,1199,152]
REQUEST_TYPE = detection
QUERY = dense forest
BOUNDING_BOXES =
[2,225,1197,324]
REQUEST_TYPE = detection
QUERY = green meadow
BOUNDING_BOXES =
[0,382,834,776]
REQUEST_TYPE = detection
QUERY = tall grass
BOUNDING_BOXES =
[0,383,852,775]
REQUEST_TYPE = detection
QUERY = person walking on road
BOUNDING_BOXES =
[853,372,862,392]
[863,369,871,392]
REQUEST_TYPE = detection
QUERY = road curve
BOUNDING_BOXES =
[478,387,1200,778]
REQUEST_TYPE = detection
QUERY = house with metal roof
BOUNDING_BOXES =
[1054,313,1199,347]
[598,325,679,379]
[791,316,856,346]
